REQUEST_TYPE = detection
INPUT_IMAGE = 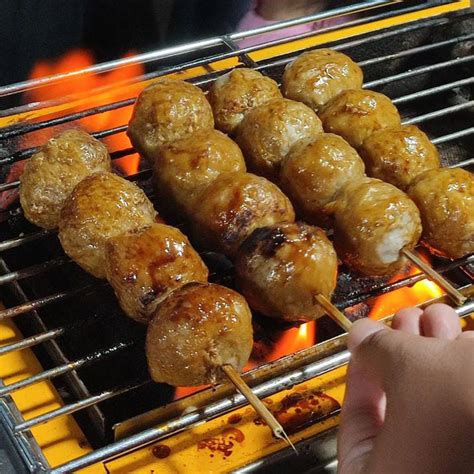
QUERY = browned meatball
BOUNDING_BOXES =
[153,129,246,216]
[408,168,474,259]
[235,222,337,322]
[280,133,365,227]
[359,125,440,190]
[282,49,363,112]
[105,223,208,323]
[208,68,282,135]
[319,90,401,148]
[146,282,253,386]
[192,172,295,257]
[236,98,323,181]
[59,172,157,278]
[332,178,422,277]
[127,78,214,161]
[19,129,111,229]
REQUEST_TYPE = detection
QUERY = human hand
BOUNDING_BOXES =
[338,303,474,474]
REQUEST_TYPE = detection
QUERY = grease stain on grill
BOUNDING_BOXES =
[151,444,171,459]
[197,427,245,458]
[253,388,340,435]
[228,413,242,425]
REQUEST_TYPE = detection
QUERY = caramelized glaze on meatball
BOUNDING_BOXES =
[146,282,253,386]
[127,78,214,161]
[20,129,111,229]
[105,223,208,323]
[59,172,157,278]
[320,90,401,148]
[280,133,365,227]
[153,129,246,216]
[332,178,422,277]
[282,49,363,112]
[236,98,323,181]
[208,68,282,135]
[235,222,338,321]
[359,125,440,190]
[408,168,473,259]
[192,172,295,257]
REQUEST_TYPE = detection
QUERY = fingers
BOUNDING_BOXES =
[420,303,461,339]
[391,307,423,335]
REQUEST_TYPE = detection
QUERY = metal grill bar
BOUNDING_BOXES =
[14,381,148,433]
[0,327,63,356]
[50,301,474,474]
[0,230,53,252]
[0,256,69,286]
[0,341,134,397]
[403,101,474,125]
[432,126,474,144]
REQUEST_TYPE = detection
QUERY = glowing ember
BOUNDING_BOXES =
[369,250,444,320]
[25,49,144,176]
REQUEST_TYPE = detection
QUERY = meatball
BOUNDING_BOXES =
[359,125,440,190]
[408,168,474,259]
[105,223,208,323]
[19,129,111,229]
[146,282,253,386]
[59,172,157,278]
[208,68,282,135]
[280,133,365,227]
[282,49,363,112]
[332,178,422,277]
[127,78,214,161]
[236,98,323,181]
[319,89,401,148]
[235,222,337,322]
[153,129,246,217]
[192,172,295,257]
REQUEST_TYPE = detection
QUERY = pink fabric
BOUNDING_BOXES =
[237,7,349,48]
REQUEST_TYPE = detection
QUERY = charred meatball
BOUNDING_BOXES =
[127,78,214,161]
[408,168,474,259]
[20,129,111,229]
[280,133,365,227]
[332,178,422,277]
[319,90,401,148]
[153,129,246,216]
[208,68,282,135]
[282,49,363,112]
[192,172,295,257]
[236,98,323,181]
[235,222,337,321]
[359,125,440,190]
[146,282,253,386]
[105,223,208,323]
[59,172,157,278]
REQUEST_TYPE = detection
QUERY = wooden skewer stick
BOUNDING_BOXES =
[402,249,466,306]
[221,364,298,455]
[314,294,353,332]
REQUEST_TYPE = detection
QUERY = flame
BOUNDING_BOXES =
[173,322,316,400]
[369,251,444,320]
[25,49,144,176]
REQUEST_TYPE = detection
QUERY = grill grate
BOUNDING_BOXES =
[0,3,473,472]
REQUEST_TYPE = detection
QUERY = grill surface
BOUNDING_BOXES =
[0,2,473,472]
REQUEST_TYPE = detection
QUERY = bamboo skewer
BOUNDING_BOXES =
[402,249,466,306]
[314,294,353,332]
[221,364,298,455]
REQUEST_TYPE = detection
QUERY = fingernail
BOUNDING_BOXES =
[348,318,387,352]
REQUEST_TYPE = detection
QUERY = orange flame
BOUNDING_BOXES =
[369,251,444,320]
[26,49,144,176]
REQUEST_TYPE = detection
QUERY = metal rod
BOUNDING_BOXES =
[0,230,53,253]
[451,158,474,168]
[402,249,466,306]
[393,77,474,105]
[0,341,134,397]
[0,257,69,286]
[0,327,64,356]
[364,55,474,88]
[432,126,474,145]
[221,365,298,454]
[14,381,147,433]
[50,300,474,474]
[403,101,474,125]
